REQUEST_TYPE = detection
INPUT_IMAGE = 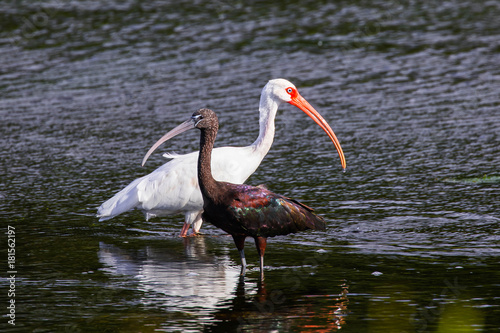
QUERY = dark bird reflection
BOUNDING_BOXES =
[204,278,349,332]
[98,237,348,331]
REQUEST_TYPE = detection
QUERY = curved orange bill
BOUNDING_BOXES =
[289,93,346,170]
[141,118,195,166]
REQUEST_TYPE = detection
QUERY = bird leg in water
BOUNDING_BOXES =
[232,235,247,276]
[190,211,203,235]
[179,223,190,237]
[255,236,267,280]
[239,249,247,276]
[180,211,202,237]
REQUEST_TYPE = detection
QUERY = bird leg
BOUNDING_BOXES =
[239,249,247,276]
[179,222,190,237]
[180,212,202,237]
[232,235,247,276]
[190,211,203,235]
[254,236,267,281]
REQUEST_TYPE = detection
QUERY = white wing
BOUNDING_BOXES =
[96,145,260,221]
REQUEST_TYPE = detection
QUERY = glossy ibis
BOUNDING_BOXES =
[144,108,329,280]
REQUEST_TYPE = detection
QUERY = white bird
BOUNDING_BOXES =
[97,79,346,237]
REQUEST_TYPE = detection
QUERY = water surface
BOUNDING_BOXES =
[1,0,499,332]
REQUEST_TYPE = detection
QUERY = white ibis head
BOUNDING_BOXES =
[265,79,346,170]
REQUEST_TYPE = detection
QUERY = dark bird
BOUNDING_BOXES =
[142,108,328,280]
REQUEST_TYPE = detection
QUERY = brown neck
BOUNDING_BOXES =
[197,126,219,205]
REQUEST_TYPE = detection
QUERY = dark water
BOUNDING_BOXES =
[1,0,499,332]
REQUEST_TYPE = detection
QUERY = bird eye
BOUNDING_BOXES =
[192,114,203,125]
[286,87,294,94]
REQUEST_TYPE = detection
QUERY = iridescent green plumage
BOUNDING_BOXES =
[201,183,325,238]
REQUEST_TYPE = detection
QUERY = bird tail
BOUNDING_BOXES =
[309,214,327,231]
[288,198,327,231]
[96,178,142,221]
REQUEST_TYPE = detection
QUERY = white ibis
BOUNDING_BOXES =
[143,108,327,280]
[97,79,346,236]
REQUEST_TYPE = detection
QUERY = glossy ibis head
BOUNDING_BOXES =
[192,108,218,131]
[142,109,217,166]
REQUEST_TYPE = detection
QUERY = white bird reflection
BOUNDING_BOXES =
[98,237,242,311]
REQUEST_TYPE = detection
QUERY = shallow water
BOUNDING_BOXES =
[1,0,499,332]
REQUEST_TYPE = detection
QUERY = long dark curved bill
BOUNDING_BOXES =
[141,119,195,166]
[289,93,347,170]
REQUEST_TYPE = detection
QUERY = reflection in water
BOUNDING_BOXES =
[296,284,349,332]
[98,237,349,331]
[206,279,349,332]
[3,0,499,330]
[98,238,240,312]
